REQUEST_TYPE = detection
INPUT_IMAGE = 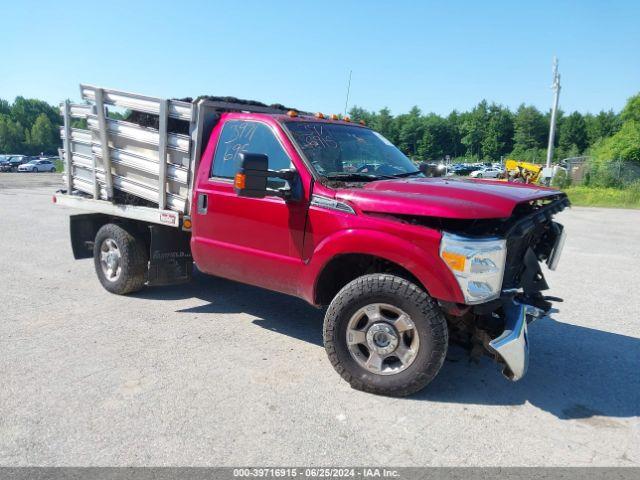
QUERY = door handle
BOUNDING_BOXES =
[197,193,208,214]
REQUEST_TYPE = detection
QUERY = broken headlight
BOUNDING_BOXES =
[440,232,507,304]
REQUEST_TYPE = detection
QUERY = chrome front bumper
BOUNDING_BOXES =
[488,301,535,381]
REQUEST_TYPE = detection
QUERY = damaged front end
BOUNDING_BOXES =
[440,194,570,381]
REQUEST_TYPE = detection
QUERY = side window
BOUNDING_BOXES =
[211,121,292,184]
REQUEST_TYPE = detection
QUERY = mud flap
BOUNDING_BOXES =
[147,225,193,286]
[69,213,109,259]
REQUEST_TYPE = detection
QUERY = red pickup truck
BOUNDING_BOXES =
[55,85,568,396]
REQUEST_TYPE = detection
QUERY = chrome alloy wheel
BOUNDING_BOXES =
[100,238,122,282]
[346,303,420,375]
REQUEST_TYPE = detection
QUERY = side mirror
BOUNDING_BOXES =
[234,152,296,199]
[234,153,269,198]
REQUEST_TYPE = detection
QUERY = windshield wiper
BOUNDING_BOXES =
[390,170,423,178]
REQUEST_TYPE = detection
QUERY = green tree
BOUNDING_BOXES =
[371,107,397,144]
[481,104,514,160]
[512,104,547,152]
[593,121,640,163]
[592,93,640,164]
[460,100,489,158]
[348,106,374,126]
[0,115,25,153]
[0,99,10,116]
[446,110,463,158]
[397,106,423,158]
[30,113,58,154]
[620,93,640,124]
[24,128,32,152]
[558,111,588,154]
[10,97,60,129]
[585,110,621,145]
[418,114,448,160]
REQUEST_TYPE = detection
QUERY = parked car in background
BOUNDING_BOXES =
[17,158,56,172]
[0,155,29,172]
[469,166,503,178]
[452,164,477,176]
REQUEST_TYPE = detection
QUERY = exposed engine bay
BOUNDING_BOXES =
[436,194,570,378]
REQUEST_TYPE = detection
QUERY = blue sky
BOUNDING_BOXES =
[1,0,638,116]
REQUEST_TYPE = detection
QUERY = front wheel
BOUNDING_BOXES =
[32,167,37,172]
[323,274,448,396]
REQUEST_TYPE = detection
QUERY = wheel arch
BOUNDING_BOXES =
[313,253,424,306]
[70,214,150,259]
[304,229,463,306]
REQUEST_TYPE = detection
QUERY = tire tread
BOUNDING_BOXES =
[93,223,147,295]
[323,274,448,397]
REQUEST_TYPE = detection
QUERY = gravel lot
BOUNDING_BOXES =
[1,173,638,467]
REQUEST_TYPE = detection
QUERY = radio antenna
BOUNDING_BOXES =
[343,70,352,117]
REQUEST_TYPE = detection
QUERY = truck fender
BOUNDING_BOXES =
[302,229,464,305]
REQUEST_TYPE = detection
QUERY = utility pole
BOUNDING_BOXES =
[546,57,561,168]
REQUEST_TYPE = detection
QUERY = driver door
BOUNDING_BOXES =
[191,117,311,297]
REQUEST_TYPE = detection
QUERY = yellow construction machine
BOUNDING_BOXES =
[504,159,544,183]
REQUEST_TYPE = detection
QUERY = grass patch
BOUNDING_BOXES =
[54,159,64,172]
[563,186,640,209]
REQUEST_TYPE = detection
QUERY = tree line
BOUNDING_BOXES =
[0,97,61,155]
[1,92,637,165]
[348,100,628,164]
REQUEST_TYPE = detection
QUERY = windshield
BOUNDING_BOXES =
[285,121,420,180]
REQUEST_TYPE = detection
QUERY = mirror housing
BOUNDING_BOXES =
[234,153,269,198]
[234,152,296,199]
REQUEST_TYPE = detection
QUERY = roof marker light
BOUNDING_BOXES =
[315,112,325,119]
[287,110,298,117]
[330,114,339,120]
[344,116,351,122]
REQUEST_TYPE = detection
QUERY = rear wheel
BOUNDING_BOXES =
[476,173,482,178]
[93,223,148,295]
[50,167,56,172]
[323,274,448,396]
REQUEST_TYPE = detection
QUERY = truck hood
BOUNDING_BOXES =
[335,178,563,219]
